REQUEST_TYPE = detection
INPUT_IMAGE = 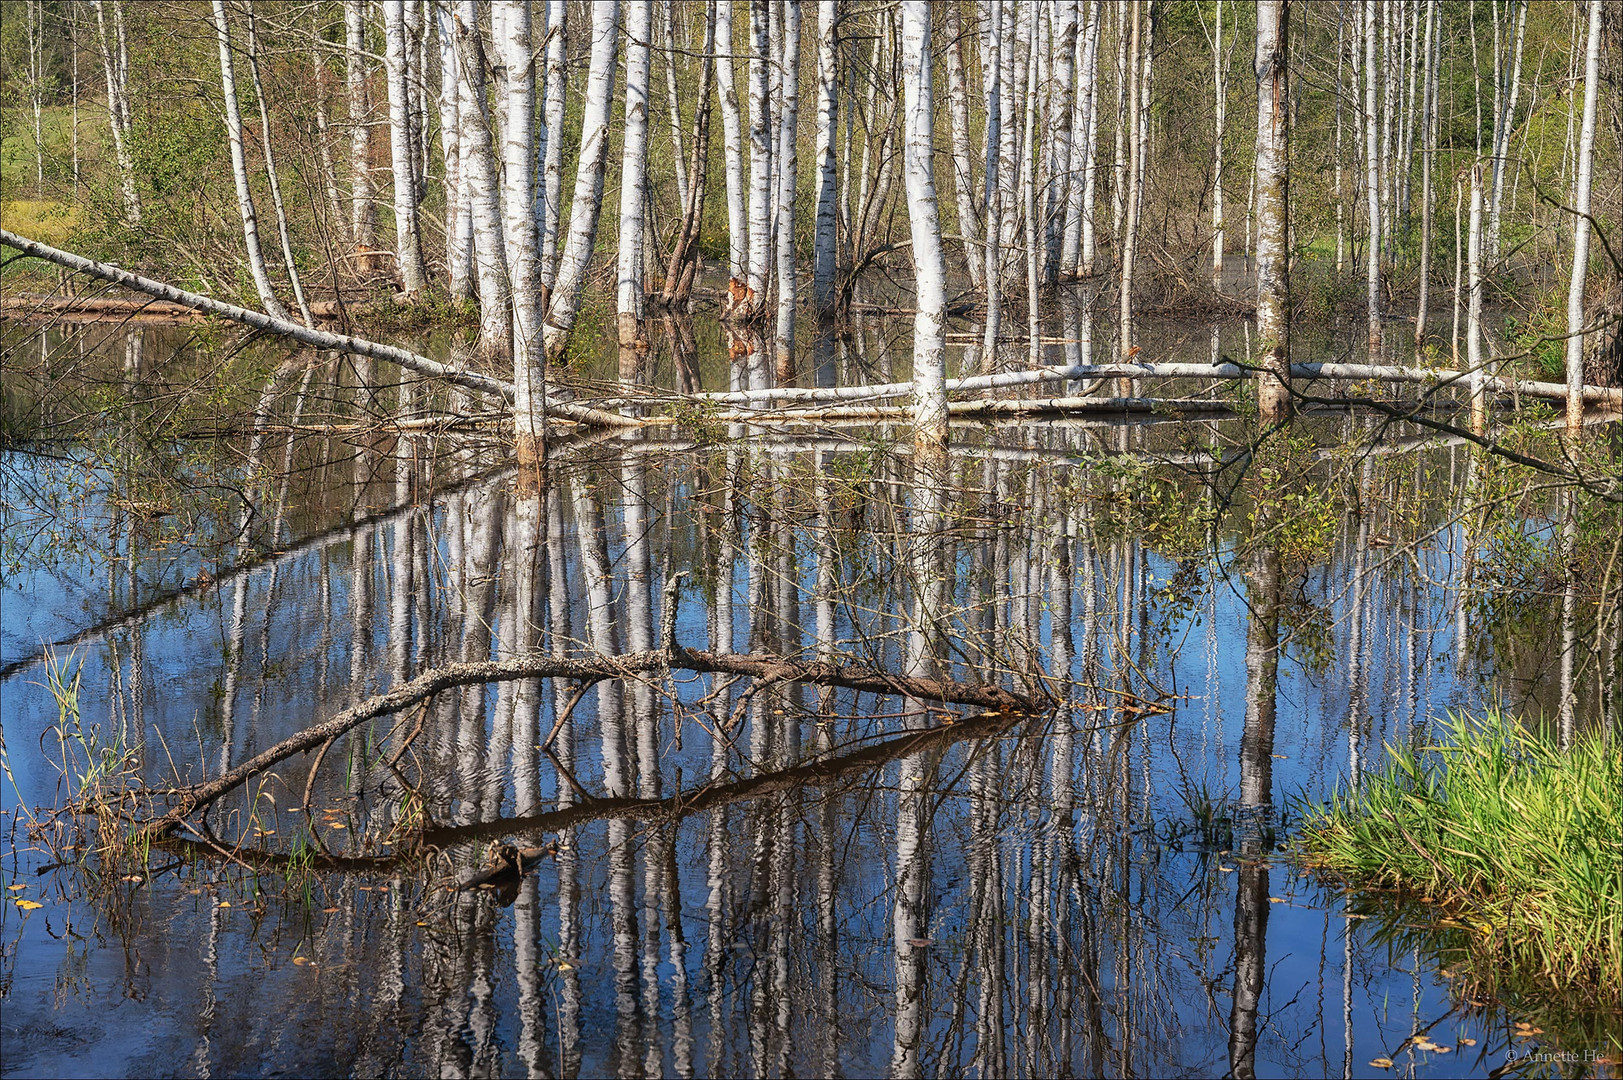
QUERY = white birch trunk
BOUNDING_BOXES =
[1118,2,1142,362]
[244,3,313,325]
[901,1,947,467]
[1487,0,1526,264]
[497,0,544,460]
[544,0,619,356]
[745,0,773,316]
[1565,0,1602,436]
[455,0,510,353]
[384,0,428,293]
[92,0,141,225]
[539,0,567,289]
[311,22,348,238]
[812,0,840,316]
[435,2,472,298]
[717,0,748,283]
[1415,0,1437,343]
[619,0,653,345]
[1209,0,1226,286]
[1023,9,1040,363]
[211,0,289,320]
[1364,0,1381,360]
[27,1,42,196]
[1044,1,1078,285]
[345,1,378,251]
[1078,3,1101,275]
[774,1,802,376]
[943,3,981,290]
[1254,0,1290,423]
[982,0,1004,362]
[661,0,690,216]
[1467,161,1486,432]
[1335,5,1345,274]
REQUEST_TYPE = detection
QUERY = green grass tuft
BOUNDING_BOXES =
[1295,710,1621,1008]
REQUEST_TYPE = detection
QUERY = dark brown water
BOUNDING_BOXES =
[1,312,1617,1078]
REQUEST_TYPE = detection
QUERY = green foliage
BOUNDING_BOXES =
[1504,304,1568,381]
[1296,710,1623,1009]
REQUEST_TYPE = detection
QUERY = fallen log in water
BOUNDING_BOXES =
[0,229,635,430]
[1,294,205,321]
[134,642,1039,841]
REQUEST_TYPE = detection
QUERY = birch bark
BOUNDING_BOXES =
[618,0,653,346]
[384,0,428,293]
[1207,0,1227,287]
[497,0,544,461]
[539,0,567,288]
[981,0,1003,364]
[717,1,748,283]
[943,2,982,290]
[544,0,620,356]
[210,0,289,320]
[1467,161,1486,432]
[1415,0,1437,343]
[812,0,841,317]
[1254,0,1291,423]
[244,3,313,325]
[901,1,947,468]
[744,0,774,318]
[1044,1,1078,286]
[455,0,511,355]
[1565,0,1602,436]
[434,2,472,298]
[345,2,378,252]
[662,0,691,215]
[91,0,141,224]
[1487,0,1526,263]
[1119,2,1142,362]
[774,1,802,380]
[1364,0,1381,360]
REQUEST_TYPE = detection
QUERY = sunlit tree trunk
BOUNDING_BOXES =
[92,0,141,224]
[455,1,510,354]
[663,1,717,306]
[544,0,619,356]
[717,0,747,283]
[211,1,289,320]
[496,0,544,462]
[384,0,427,293]
[1486,0,1526,264]
[981,0,1004,364]
[901,1,947,468]
[1467,161,1486,432]
[345,1,378,253]
[434,3,472,298]
[1078,2,1101,275]
[1023,8,1040,363]
[538,0,567,289]
[1207,0,1227,287]
[311,21,348,239]
[1118,1,1142,362]
[1566,0,1602,436]
[1254,0,1291,424]
[774,1,802,379]
[661,0,690,215]
[1334,5,1346,274]
[943,2,982,290]
[812,0,841,317]
[243,3,313,325]
[1415,0,1437,344]
[745,0,773,319]
[26,0,43,196]
[1043,0,1077,286]
[1363,0,1381,360]
[618,0,652,347]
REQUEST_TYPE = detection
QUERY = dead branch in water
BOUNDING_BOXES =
[134,642,1041,842]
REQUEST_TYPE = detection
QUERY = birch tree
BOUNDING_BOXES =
[1119,1,1143,362]
[900,1,947,469]
[244,3,312,325]
[345,1,378,253]
[744,0,774,319]
[1565,0,1602,436]
[1253,0,1291,424]
[497,0,544,461]
[774,1,802,379]
[1042,1,1077,286]
[1467,161,1486,432]
[435,2,472,298]
[1203,0,1230,287]
[1415,0,1438,343]
[210,1,288,320]
[812,0,841,318]
[982,0,1004,363]
[384,0,427,294]
[538,0,567,289]
[717,0,748,284]
[942,2,981,290]
[91,0,140,225]
[618,0,652,347]
[455,0,510,354]
[544,0,619,357]
[1363,0,1381,360]
[1486,0,1527,264]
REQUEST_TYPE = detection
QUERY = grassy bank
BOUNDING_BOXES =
[1296,711,1621,1011]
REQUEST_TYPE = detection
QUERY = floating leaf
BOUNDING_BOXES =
[1459,1038,1477,1047]
[292,956,310,966]
[1413,1039,1437,1051]
[1434,1046,1452,1054]
[1369,1058,1394,1070]
[218,901,231,908]
[1268,897,1287,904]
[14,899,43,911]
[6,885,26,892]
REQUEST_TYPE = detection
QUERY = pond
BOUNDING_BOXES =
[1,310,1617,1078]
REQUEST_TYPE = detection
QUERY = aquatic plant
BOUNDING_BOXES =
[1296,710,1622,1009]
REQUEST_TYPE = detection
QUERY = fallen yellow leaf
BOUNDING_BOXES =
[1459,1038,1477,1047]
[218,901,231,908]
[1369,1058,1393,1069]
[1413,1039,1437,1051]
[15,899,43,911]
[6,885,26,892]
[1434,1046,1452,1054]
[1268,897,1287,903]
[292,957,310,966]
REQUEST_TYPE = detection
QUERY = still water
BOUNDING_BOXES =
[1,314,1616,1078]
